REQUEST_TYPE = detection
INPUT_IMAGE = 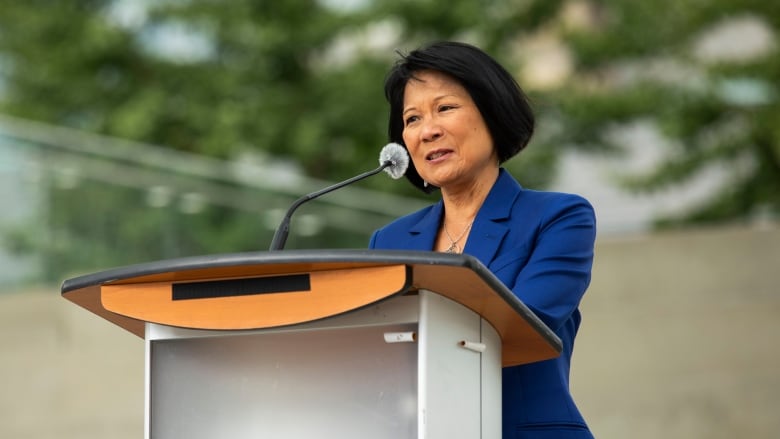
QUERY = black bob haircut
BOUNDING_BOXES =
[384,41,535,193]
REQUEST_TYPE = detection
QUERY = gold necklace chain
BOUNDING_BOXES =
[443,220,473,253]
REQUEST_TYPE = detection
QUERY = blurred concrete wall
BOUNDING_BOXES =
[573,223,780,438]
[1,223,778,439]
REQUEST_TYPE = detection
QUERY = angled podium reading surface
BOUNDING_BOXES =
[62,249,561,439]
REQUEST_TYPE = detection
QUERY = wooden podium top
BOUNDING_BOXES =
[61,249,561,366]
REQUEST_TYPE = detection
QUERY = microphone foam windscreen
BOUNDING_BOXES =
[379,143,409,180]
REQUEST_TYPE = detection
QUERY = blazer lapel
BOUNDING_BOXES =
[407,200,444,251]
[463,169,520,267]
[401,169,521,264]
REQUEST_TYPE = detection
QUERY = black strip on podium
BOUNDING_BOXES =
[172,274,311,300]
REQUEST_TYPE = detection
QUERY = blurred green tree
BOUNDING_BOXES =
[0,0,560,281]
[0,0,777,282]
[0,0,563,189]
[542,0,780,226]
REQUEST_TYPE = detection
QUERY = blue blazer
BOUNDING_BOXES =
[369,169,596,439]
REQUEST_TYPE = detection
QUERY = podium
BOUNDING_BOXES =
[61,249,561,439]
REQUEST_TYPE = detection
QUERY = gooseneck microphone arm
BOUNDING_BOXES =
[268,160,393,251]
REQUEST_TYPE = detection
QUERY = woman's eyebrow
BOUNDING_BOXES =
[402,94,460,115]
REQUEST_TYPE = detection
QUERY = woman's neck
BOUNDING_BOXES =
[440,168,499,224]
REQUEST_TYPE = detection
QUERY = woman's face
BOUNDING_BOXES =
[401,70,498,191]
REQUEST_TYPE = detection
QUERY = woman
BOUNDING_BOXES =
[369,41,597,438]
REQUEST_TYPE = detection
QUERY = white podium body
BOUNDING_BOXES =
[146,291,501,439]
[61,250,560,439]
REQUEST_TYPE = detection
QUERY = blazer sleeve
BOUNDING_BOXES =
[503,195,596,332]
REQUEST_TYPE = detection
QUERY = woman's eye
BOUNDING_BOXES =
[404,115,419,126]
[439,104,457,112]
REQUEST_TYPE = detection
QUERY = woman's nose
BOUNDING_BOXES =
[420,119,443,142]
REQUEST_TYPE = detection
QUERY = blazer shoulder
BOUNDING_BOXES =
[517,187,595,215]
[369,203,437,248]
[486,169,593,221]
[507,188,596,237]
[381,204,436,230]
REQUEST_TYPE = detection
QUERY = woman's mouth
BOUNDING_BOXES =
[426,149,452,161]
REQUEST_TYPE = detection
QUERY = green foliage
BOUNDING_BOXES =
[547,0,780,226]
[0,0,566,184]
[0,0,777,283]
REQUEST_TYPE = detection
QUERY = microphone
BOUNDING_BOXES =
[268,143,409,250]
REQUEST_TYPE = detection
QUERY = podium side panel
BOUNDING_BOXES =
[481,318,502,439]
[418,290,483,439]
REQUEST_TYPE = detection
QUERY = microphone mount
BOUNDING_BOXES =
[268,160,394,251]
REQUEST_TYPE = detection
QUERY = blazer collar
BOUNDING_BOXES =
[407,169,522,266]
